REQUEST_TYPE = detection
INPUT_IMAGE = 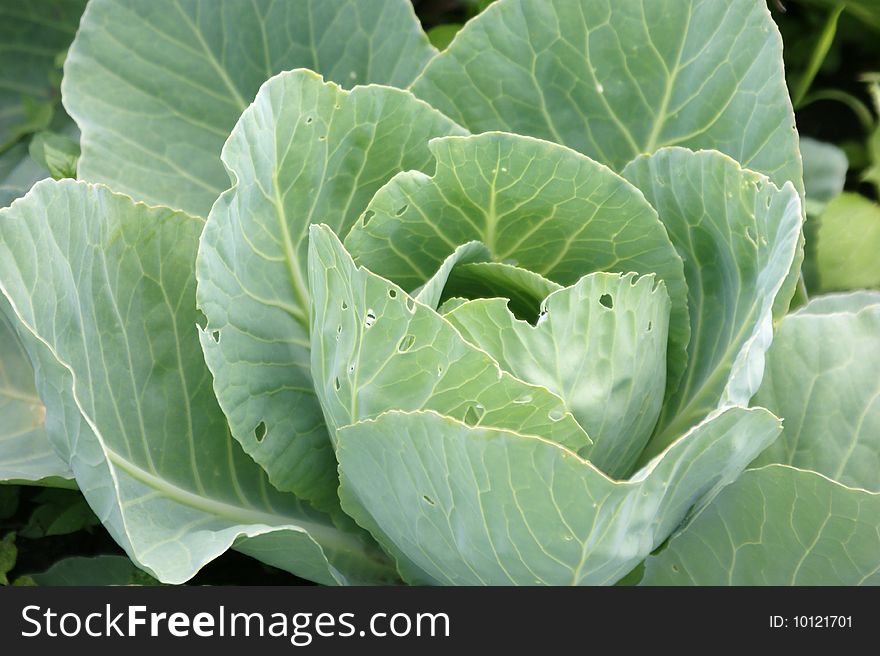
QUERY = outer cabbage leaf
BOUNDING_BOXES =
[63,0,437,216]
[345,132,690,396]
[0,180,395,585]
[752,295,880,491]
[640,466,880,585]
[308,225,590,454]
[411,0,803,197]
[794,291,880,315]
[623,148,803,457]
[0,298,71,483]
[446,273,670,477]
[336,407,780,585]
[196,70,464,512]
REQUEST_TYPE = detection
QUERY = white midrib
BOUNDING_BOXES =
[104,446,365,553]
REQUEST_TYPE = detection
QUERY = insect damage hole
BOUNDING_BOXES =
[341,300,349,310]
[647,321,653,332]
[599,293,613,309]
[464,403,485,426]
[334,377,341,391]
[388,288,397,298]
[305,116,313,125]
[398,334,416,352]
[254,421,267,443]
[209,330,221,343]
[362,210,375,226]
[422,495,436,506]
[365,310,377,328]
[395,204,408,216]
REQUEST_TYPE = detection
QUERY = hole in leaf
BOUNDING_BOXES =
[337,324,343,334]
[398,334,416,352]
[422,495,436,506]
[746,226,757,243]
[671,565,679,573]
[365,310,376,328]
[388,288,397,299]
[254,421,267,443]
[305,116,313,125]
[599,294,613,309]
[647,321,653,332]
[348,363,355,374]
[334,377,341,391]
[406,297,415,313]
[548,406,565,421]
[210,330,221,343]
[514,393,533,404]
[395,204,408,216]
[437,365,443,377]
[537,309,549,325]
[362,210,375,226]
[319,135,326,141]
[464,403,485,426]
[341,300,349,310]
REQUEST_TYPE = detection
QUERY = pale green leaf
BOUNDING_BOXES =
[815,193,880,291]
[196,70,464,511]
[641,466,880,585]
[446,273,670,477]
[0,299,70,483]
[623,148,803,457]
[336,406,780,585]
[412,0,803,196]
[308,225,590,454]
[0,180,395,585]
[752,298,880,491]
[438,297,470,314]
[345,132,690,396]
[793,290,880,315]
[63,0,438,216]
